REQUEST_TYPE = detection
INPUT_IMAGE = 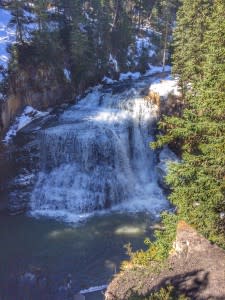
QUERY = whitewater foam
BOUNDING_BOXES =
[30,82,168,222]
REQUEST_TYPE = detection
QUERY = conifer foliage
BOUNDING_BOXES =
[153,0,225,246]
[172,0,213,94]
[4,0,179,94]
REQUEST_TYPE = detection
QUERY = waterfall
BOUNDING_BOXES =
[30,84,168,220]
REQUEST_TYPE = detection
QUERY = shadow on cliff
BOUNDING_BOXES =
[130,269,225,300]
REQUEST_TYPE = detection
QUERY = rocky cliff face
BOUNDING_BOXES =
[105,221,225,300]
[0,66,72,139]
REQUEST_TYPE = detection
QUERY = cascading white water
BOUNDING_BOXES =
[30,83,168,221]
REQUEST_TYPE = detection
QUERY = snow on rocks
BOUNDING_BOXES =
[78,23,87,33]
[80,285,108,294]
[102,65,172,85]
[135,36,155,58]
[149,75,180,100]
[127,35,156,67]
[119,71,141,81]
[64,68,71,81]
[3,106,49,143]
[102,71,142,84]
[145,65,171,76]
[0,8,16,68]
[102,76,117,84]
[46,5,58,14]
[139,25,159,36]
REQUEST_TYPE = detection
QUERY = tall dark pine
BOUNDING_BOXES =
[8,0,28,43]
[152,0,225,245]
[172,0,213,95]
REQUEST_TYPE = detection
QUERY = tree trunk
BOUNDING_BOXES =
[162,20,169,72]
[112,0,120,30]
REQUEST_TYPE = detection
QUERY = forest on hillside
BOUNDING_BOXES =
[0,0,178,100]
[156,0,225,246]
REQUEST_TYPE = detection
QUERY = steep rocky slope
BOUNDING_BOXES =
[105,221,225,300]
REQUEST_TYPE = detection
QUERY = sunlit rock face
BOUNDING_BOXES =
[30,83,168,218]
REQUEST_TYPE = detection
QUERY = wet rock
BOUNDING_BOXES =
[155,146,178,190]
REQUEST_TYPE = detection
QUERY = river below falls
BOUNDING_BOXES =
[0,212,157,299]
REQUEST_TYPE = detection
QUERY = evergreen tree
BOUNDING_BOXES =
[67,0,96,88]
[110,0,134,68]
[90,0,112,73]
[8,0,29,43]
[33,0,50,32]
[152,0,225,245]
[172,0,213,95]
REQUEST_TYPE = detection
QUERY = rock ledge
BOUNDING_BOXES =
[105,221,225,300]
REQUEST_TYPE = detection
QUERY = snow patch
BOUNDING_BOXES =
[149,75,180,99]
[78,23,87,33]
[80,285,107,294]
[139,25,159,35]
[64,68,71,81]
[46,6,58,14]
[119,72,141,81]
[102,65,172,85]
[102,76,117,84]
[135,36,155,58]
[0,8,16,67]
[3,106,49,143]
[145,65,171,76]
[83,12,97,23]
[109,54,119,72]
[127,34,156,67]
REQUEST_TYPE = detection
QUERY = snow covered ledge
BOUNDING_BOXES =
[149,76,180,100]
[144,75,183,116]
[145,76,182,114]
[3,106,48,144]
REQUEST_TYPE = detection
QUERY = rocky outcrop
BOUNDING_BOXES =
[144,78,184,117]
[105,221,225,300]
[0,66,72,139]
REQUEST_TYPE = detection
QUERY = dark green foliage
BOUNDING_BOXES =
[120,2,224,286]
[152,0,225,247]
[139,47,150,72]
[8,0,30,43]
[5,0,179,96]
[156,0,179,68]
[172,0,213,94]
